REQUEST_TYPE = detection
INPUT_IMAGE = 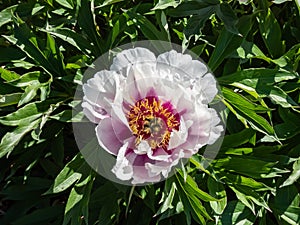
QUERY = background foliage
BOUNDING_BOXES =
[0,0,300,224]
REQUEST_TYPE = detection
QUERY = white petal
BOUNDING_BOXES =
[111,142,133,181]
[82,70,120,122]
[157,50,192,73]
[157,50,207,79]
[83,70,119,103]
[168,118,188,149]
[134,140,149,155]
[194,73,218,104]
[110,47,156,72]
[207,108,224,144]
[122,62,157,104]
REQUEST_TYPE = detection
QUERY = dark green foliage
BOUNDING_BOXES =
[0,0,300,224]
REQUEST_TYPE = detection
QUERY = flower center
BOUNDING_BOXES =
[127,96,180,150]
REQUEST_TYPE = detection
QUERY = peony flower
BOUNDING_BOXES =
[82,47,223,184]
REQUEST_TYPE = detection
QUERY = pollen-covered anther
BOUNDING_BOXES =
[127,96,180,150]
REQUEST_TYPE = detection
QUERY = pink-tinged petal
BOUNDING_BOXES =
[110,103,131,129]
[96,117,130,155]
[124,152,161,184]
[111,142,133,181]
[180,105,213,150]
[132,164,161,184]
[145,148,185,178]
[134,141,170,161]
[82,70,120,122]
[147,147,170,161]
[82,101,107,123]
[110,47,156,72]
[122,62,157,104]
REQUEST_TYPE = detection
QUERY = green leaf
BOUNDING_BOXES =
[96,0,124,8]
[213,156,281,179]
[178,172,218,202]
[167,0,219,17]
[152,0,182,10]
[218,68,298,85]
[208,15,253,71]
[6,17,61,76]
[0,67,20,81]
[0,47,26,63]
[0,100,59,126]
[44,33,65,75]
[50,110,86,122]
[280,158,300,187]
[222,88,275,136]
[208,177,227,215]
[7,71,41,87]
[257,7,284,58]
[78,0,103,56]
[220,201,256,225]
[0,93,22,107]
[44,28,93,55]
[63,175,93,225]
[221,128,256,149]
[258,86,298,108]
[222,87,270,112]
[175,173,213,223]
[156,182,177,215]
[126,11,170,41]
[55,0,74,9]
[216,3,240,35]
[183,6,215,39]
[12,205,64,225]
[0,118,41,158]
[0,5,17,27]
[229,185,271,213]
[271,185,300,224]
[223,172,273,191]
[18,82,40,106]
[45,153,90,194]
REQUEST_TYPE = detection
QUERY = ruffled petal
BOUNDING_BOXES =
[110,47,156,72]
[121,62,157,104]
[181,104,213,151]
[168,118,189,149]
[145,148,185,178]
[111,142,133,181]
[82,70,120,122]
[82,101,107,123]
[96,116,131,155]
[157,50,207,79]
[207,108,224,144]
[193,73,218,104]
[134,141,170,161]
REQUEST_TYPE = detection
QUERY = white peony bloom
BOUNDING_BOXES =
[82,47,223,184]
